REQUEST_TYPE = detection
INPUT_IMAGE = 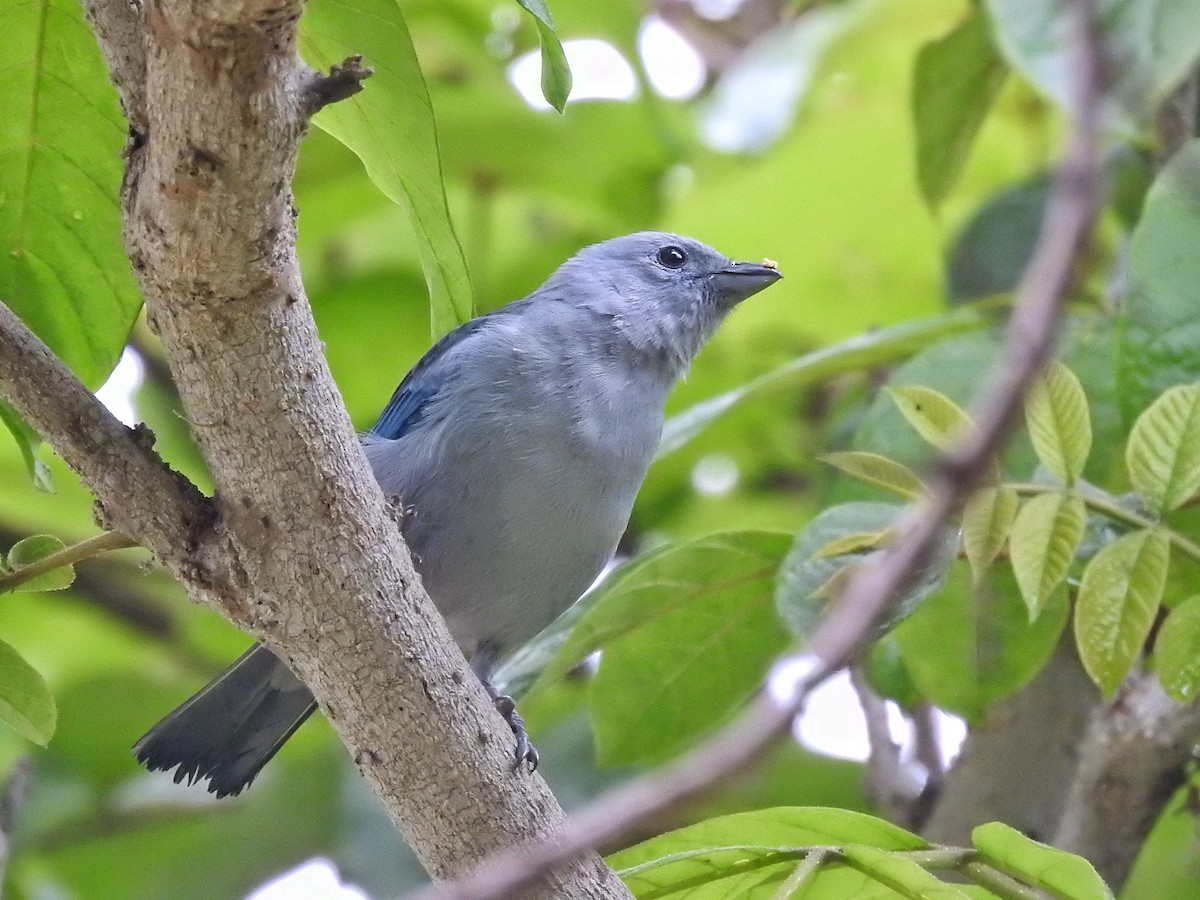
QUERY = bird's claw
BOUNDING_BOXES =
[493,694,539,772]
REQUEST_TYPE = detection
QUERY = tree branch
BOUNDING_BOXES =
[1053,671,1200,889]
[408,0,1105,896]
[67,0,630,895]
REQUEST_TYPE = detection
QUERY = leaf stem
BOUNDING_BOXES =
[0,531,137,593]
[959,860,1044,900]
[1009,483,1200,564]
[770,849,829,900]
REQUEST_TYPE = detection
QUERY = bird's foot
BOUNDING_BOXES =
[492,694,539,772]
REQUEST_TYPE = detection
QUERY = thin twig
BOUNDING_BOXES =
[851,667,924,828]
[0,531,137,593]
[404,0,1104,896]
[770,848,829,900]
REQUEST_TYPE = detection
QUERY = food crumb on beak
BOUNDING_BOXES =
[762,258,778,270]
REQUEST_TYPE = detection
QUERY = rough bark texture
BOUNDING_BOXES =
[6,0,632,894]
[1054,672,1200,889]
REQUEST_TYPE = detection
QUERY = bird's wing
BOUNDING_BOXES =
[370,300,534,440]
[369,319,489,440]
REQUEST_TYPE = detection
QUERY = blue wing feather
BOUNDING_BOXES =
[370,318,489,440]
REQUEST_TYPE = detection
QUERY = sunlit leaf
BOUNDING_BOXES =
[887,385,973,450]
[985,0,1200,137]
[1009,492,1086,621]
[299,0,474,338]
[610,807,927,898]
[962,485,1018,582]
[0,401,52,492]
[515,0,572,113]
[1155,595,1200,702]
[1126,385,1200,517]
[0,0,141,387]
[813,529,892,560]
[5,534,72,592]
[659,304,1001,458]
[0,637,56,745]
[821,451,925,499]
[1074,529,1169,696]
[912,9,1007,210]
[842,844,972,898]
[973,822,1115,900]
[1025,361,1092,485]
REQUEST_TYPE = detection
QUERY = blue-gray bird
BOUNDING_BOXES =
[133,232,781,795]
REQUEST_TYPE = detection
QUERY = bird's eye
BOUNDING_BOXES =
[656,246,687,269]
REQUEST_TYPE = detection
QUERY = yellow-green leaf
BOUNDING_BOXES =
[972,822,1114,900]
[1126,384,1200,516]
[0,638,56,746]
[1025,361,1091,484]
[1075,529,1170,696]
[813,529,892,560]
[842,844,972,899]
[821,451,925,499]
[5,535,73,592]
[962,486,1018,582]
[1009,492,1086,620]
[887,385,973,450]
[1155,594,1200,702]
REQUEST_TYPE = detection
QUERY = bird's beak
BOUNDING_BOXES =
[709,260,783,304]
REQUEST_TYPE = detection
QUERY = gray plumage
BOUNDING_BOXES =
[134,232,781,795]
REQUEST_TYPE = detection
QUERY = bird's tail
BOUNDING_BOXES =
[133,644,317,797]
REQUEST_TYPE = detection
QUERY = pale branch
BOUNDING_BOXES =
[0,302,231,597]
[1053,670,1200,889]
[302,55,374,116]
[82,0,627,895]
[851,666,926,829]
[80,0,147,131]
[411,1,1106,897]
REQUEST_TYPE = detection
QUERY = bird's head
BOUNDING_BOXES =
[546,232,782,376]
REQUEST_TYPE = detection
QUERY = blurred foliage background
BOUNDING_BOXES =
[1,0,1199,896]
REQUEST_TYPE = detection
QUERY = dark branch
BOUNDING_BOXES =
[302,56,374,117]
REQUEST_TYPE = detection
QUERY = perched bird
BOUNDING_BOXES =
[133,232,781,796]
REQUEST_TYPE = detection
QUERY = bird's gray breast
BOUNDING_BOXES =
[365,334,669,658]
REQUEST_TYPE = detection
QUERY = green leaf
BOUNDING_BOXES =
[610,807,928,898]
[0,401,52,492]
[1025,361,1092,485]
[0,0,142,387]
[887,385,972,451]
[984,0,1200,137]
[1116,140,1200,423]
[515,0,572,113]
[589,557,790,767]
[820,451,925,499]
[1009,491,1086,620]
[813,529,893,560]
[895,563,1068,722]
[912,9,1007,210]
[961,485,1018,582]
[1155,595,1200,702]
[842,844,972,899]
[529,532,792,690]
[658,304,1001,458]
[1125,385,1200,517]
[1074,529,1170,696]
[973,822,1115,900]
[0,637,56,745]
[299,0,474,338]
[946,175,1050,305]
[5,534,73,592]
